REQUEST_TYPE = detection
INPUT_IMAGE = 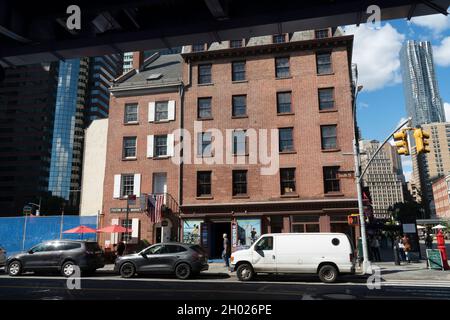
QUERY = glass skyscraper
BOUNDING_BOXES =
[48,58,89,203]
[400,40,446,126]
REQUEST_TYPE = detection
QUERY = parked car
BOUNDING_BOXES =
[115,242,208,279]
[230,233,356,283]
[6,240,105,277]
[0,246,6,268]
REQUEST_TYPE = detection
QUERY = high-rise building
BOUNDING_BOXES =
[360,140,405,218]
[400,41,446,126]
[122,52,134,74]
[49,54,123,208]
[0,63,59,216]
[86,54,123,121]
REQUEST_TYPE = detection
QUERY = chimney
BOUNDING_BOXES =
[132,51,144,70]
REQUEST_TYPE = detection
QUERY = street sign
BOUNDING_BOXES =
[426,249,444,270]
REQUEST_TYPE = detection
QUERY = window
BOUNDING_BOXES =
[232,95,247,116]
[232,130,246,155]
[154,135,168,157]
[255,236,273,250]
[198,97,212,119]
[277,92,291,113]
[198,132,212,156]
[144,244,164,255]
[198,64,212,84]
[165,245,187,253]
[123,137,137,158]
[232,61,246,81]
[273,34,286,43]
[121,174,134,197]
[321,125,337,149]
[230,40,243,48]
[192,44,205,52]
[155,101,168,121]
[323,166,340,193]
[292,224,320,233]
[124,103,138,123]
[121,219,132,242]
[279,128,294,152]
[280,168,296,194]
[317,52,332,74]
[60,242,82,250]
[275,57,290,78]
[318,88,335,110]
[233,170,247,196]
[197,171,212,197]
[315,29,330,39]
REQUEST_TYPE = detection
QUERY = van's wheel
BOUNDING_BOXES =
[8,261,22,277]
[236,263,254,281]
[120,262,136,278]
[318,264,338,283]
[175,263,191,280]
[61,261,77,277]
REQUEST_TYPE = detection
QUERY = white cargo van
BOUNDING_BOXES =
[230,233,355,283]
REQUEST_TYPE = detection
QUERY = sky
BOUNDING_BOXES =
[342,11,450,182]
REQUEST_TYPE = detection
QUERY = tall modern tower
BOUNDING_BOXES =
[400,40,446,126]
[400,40,446,217]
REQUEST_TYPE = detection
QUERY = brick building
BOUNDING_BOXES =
[102,29,359,257]
[432,175,450,219]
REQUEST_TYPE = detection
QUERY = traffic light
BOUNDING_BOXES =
[347,214,359,226]
[393,130,409,155]
[414,128,430,154]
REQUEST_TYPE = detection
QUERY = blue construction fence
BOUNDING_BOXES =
[0,215,98,257]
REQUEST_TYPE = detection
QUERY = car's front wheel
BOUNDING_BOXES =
[236,263,254,281]
[8,261,22,277]
[120,262,136,278]
[175,263,191,280]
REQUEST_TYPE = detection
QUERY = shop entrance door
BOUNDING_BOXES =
[210,222,231,259]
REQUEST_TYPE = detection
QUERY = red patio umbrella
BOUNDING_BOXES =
[63,225,97,239]
[96,225,131,233]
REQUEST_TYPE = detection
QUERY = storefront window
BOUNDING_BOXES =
[292,215,319,233]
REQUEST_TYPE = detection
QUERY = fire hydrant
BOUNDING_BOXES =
[436,230,450,270]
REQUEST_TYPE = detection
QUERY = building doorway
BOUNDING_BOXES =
[209,222,231,259]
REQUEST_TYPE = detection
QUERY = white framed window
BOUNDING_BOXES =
[147,134,174,158]
[148,100,175,122]
[113,174,141,198]
[124,103,138,123]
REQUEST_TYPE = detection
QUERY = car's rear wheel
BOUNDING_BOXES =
[318,264,338,283]
[236,263,254,281]
[8,261,22,277]
[120,262,136,278]
[175,263,191,280]
[61,261,78,277]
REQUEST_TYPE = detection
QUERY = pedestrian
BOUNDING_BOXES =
[402,235,411,263]
[117,241,126,257]
[222,233,230,268]
[370,236,381,262]
[425,232,433,249]
[397,236,405,262]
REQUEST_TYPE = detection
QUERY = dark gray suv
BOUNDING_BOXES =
[7,240,105,277]
[115,242,208,279]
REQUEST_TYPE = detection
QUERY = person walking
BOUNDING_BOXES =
[397,236,405,262]
[222,233,231,268]
[425,232,433,249]
[373,236,381,262]
[402,235,411,263]
[117,241,126,257]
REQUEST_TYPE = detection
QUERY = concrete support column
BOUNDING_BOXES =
[319,215,331,232]
[282,216,290,233]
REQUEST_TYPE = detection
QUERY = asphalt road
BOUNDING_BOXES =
[1,271,450,300]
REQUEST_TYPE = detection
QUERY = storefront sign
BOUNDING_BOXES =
[110,208,143,213]
[232,223,238,248]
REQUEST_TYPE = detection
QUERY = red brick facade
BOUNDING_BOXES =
[102,35,358,257]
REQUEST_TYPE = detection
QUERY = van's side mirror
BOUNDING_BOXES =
[28,250,33,254]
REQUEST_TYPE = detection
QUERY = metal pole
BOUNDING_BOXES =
[353,139,371,274]
[22,213,28,251]
[125,197,129,254]
[60,202,65,240]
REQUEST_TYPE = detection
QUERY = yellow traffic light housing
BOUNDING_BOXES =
[414,128,431,154]
[393,130,409,156]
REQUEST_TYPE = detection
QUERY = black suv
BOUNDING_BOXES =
[6,240,105,277]
[115,242,208,279]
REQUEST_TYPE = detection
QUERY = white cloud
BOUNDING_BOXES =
[433,37,450,67]
[410,13,450,35]
[444,102,450,121]
[403,170,412,182]
[401,157,412,182]
[344,24,405,91]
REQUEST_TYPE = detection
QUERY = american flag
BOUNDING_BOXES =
[147,194,164,223]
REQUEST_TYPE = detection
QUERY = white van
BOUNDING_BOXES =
[230,233,355,283]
